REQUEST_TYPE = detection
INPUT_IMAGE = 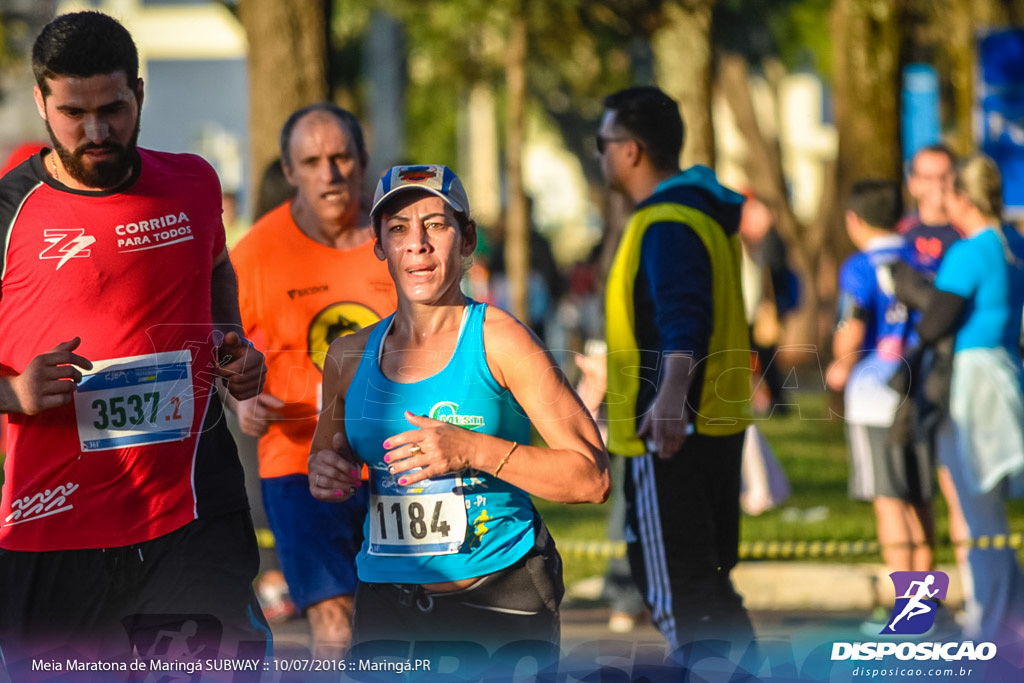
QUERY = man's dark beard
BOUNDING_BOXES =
[45,117,141,189]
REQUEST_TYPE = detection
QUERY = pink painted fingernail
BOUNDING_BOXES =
[354,479,362,488]
[334,490,344,497]
[351,468,360,478]
[383,440,391,449]
[383,454,391,463]
[398,477,408,486]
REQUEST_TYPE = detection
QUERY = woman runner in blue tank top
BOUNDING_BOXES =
[308,165,610,666]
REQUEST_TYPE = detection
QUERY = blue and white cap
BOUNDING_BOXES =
[370,165,470,220]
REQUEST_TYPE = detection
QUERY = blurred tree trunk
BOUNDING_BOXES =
[365,11,406,183]
[831,0,906,205]
[505,8,530,323]
[653,0,716,168]
[238,0,328,201]
[461,83,502,229]
[828,0,907,332]
[935,0,976,156]
[718,53,831,351]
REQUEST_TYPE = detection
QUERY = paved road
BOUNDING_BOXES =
[267,605,1024,682]
[268,605,872,681]
[270,603,867,652]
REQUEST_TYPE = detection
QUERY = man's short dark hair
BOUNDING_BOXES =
[32,12,139,97]
[603,86,684,172]
[279,102,368,169]
[848,179,903,230]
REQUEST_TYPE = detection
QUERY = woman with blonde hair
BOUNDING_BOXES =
[916,154,1024,642]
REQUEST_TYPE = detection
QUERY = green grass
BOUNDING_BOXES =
[741,393,874,550]
[536,392,1024,589]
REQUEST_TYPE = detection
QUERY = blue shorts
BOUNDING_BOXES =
[261,474,368,611]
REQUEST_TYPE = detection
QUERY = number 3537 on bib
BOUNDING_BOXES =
[73,350,195,452]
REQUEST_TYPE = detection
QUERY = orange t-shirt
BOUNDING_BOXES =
[232,202,397,477]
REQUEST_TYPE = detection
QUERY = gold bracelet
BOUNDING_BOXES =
[493,441,519,478]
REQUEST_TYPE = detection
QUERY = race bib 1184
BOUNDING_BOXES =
[368,466,467,557]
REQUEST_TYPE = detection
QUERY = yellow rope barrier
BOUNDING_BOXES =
[253,528,1023,560]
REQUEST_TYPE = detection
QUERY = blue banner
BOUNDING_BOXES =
[978,28,1024,217]
[902,64,941,163]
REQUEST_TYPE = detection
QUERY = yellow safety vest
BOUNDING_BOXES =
[605,202,752,456]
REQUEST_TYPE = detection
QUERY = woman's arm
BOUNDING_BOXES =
[308,328,372,502]
[917,290,969,345]
[890,260,934,311]
[919,239,973,345]
[384,308,610,504]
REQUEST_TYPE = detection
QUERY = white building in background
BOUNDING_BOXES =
[715,71,837,223]
[779,74,837,224]
[523,119,602,266]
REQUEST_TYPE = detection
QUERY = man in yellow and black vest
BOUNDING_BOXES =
[599,86,753,649]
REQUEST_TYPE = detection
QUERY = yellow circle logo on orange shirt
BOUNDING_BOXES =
[307,302,381,370]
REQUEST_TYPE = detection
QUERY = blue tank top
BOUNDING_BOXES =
[345,300,535,584]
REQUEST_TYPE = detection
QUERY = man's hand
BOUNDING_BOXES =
[232,392,285,438]
[308,432,363,502]
[637,388,691,460]
[215,331,266,400]
[636,353,696,460]
[2,337,93,415]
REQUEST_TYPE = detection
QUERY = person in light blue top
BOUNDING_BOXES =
[933,218,1024,357]
[916,154,1024,645]
[307,164,610,660]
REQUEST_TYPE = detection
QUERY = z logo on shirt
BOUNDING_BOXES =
[39,228,96,270]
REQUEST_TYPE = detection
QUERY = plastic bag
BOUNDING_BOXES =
[740,424,791,515]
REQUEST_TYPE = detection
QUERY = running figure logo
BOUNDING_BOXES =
[883,571,949,635]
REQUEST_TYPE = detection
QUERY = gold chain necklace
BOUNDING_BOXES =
[50,152,58,181]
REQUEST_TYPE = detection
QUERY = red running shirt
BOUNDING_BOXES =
[0,149,247,551]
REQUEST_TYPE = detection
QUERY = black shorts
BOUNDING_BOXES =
[352,520,563,668]
[0,510,271,676]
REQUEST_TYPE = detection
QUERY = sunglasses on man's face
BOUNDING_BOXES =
[595,134,631,155]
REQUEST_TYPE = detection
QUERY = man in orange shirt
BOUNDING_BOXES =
[229,103,396,657]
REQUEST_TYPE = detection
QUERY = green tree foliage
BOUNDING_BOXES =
[334,0,499,169]
[333,0,664,176]
[525,1,662,182]
[714,0,833,76]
